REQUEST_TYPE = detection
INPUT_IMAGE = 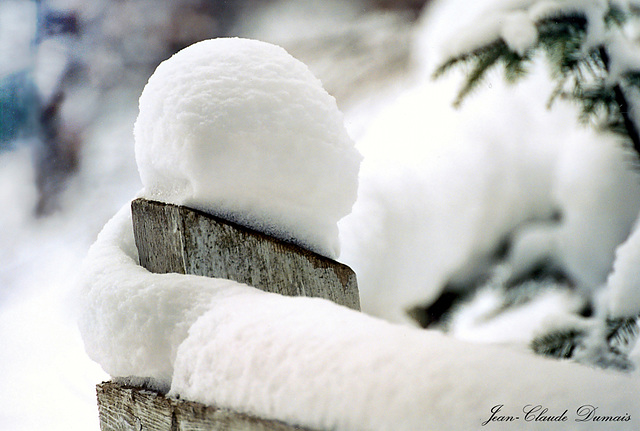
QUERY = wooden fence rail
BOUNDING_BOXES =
[97,198,360,430]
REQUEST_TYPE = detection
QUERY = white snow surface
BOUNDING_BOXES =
[80,204,640,430]
[339,58,640,321]
[134,38,361,259]
[75,2,640,430]
[607,223,640,316]
[0,92,142,430]
[78,204,244,384]
[500,11,538,55]
[418,0,640,319]
[346,0,640,323]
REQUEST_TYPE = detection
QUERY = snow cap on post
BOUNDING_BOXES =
[134,38,361,258]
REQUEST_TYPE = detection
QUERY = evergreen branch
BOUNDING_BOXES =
[598,46,640,157]
[502,50,532,84]
[605,4,628,28]
[435,12,591,107]
[433,40,512,108]
[537,13,588,77]
[606,316,640,352]
[530,318,637,366]
[431,44,495,80]
[433,6,640,155]
[452,41,511,107]
[623,71,640,88]
[531,328,586,359]
[576,85,617,119]
[431,3,640,371]
[432,52,474,80]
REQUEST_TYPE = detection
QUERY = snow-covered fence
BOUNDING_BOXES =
[96,198,359,430]
[87,36,367,430]
[97,381,315,431]
[131,198,360,310]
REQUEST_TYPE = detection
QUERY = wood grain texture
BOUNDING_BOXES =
[97,381,315,431]
[131,198,360,310]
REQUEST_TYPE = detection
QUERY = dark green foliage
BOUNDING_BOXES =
[575,84,619,127]
[503,49,533,83]
[406,291,464,329]
[606,316,640,352]
[605,4,628,28]
[531,327,586,359]
[433,4,640,156]
[530,315,639,369]
[623,70,640,87]
[537,14,588,78]
[431,3,640,369]
[433,40,517,107]
[433,12,591,107]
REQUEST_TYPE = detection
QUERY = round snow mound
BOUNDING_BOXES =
[134,38,361,258]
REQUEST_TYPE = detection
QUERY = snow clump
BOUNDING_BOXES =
[134,38,361,259]
[607,223,640,317]
[79,204,640,431]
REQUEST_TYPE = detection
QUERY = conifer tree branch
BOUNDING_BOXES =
[598,46,640,158]
[531,327,585,359]
[435,8,640,160]
[432,3,640,370]
[606,316,640,351]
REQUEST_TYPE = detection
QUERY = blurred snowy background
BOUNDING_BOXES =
[0,1,424,429]
[2,0,640,429]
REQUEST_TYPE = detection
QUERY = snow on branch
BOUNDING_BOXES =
[433,0,640,157]
[430,0,640,369]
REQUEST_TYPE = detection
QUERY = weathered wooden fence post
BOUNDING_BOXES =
[131,198,360,309]
[96,198,360,430]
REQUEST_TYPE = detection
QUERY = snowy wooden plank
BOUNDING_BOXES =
[96,381,315,431]
[99,199,359,430]
[131,198,360,310]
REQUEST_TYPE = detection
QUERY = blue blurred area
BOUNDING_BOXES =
[0,0,426,216]
[0,0,38,151]
[0,0,81,214]
[0,0,245,215]
[0,70,38,149]
[0,3,428,430]
[0,1,80,146]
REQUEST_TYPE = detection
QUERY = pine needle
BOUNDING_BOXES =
[623,71,640,88]
[502,50,532,84]
[538,14,588,76]
[606,316,640,352]
[531,328,586,359]
[547,77,569,108]
[605,4,628,28]
[575,84,618,125]
[453,41,509,107]
[432,53,468,80]
[430,4,640,370]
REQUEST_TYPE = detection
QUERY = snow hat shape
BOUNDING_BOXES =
[134,38,361,258]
